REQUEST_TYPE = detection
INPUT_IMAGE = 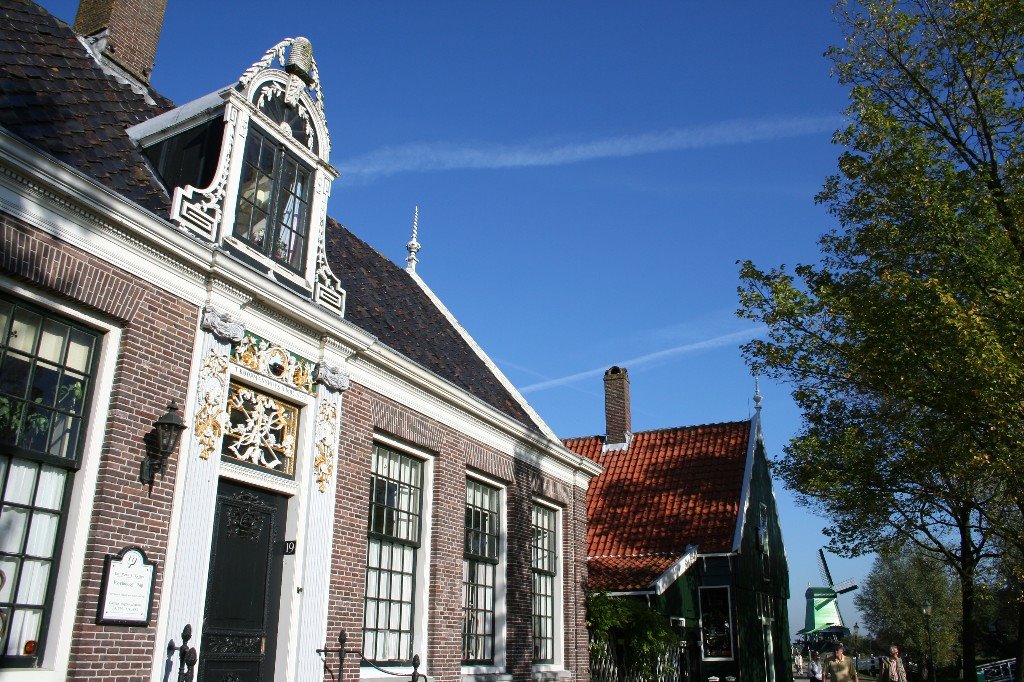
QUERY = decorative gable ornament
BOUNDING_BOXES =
[158,37,344,314]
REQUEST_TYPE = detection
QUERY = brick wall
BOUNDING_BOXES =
[0,211,198,680]
[328,383,590,682]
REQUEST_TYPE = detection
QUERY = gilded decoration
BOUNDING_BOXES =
[222,382,298,476]
[195,350,230,460]
[313,400,338,493]
[231,331,315,394]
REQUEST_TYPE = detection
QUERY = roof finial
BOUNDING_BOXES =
[406,205,421,273]
[753,375,763,411]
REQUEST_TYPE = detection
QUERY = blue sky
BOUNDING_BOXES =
[41,0,873,639]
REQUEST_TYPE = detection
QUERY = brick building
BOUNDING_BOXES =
[0,2,600,681]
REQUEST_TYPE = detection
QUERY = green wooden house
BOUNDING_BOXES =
[563,367,793,682]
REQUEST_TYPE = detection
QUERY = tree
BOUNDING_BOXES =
[737,1,1024,678]
[855,546,961,666]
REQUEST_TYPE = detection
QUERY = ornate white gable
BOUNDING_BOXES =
[158,37,344,314]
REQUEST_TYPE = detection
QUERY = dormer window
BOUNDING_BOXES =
[232,128,311,272]
[132,36,346,313]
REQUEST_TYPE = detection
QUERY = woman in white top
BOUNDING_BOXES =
[809,651,824,682]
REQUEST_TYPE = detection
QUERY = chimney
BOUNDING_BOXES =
[603,366,632,449]
[74,0,168,83]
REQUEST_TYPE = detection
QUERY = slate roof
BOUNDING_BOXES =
[563,421,751,591]
[0,0,173,214]
[326,218,535,427]
[0,0,542,432]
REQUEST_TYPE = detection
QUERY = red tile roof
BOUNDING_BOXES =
[564,421,751,592]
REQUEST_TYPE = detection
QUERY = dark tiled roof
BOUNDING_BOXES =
[1,1,541,433]
[326,218,539,429]
[564,421,750,591]
[0,0,173,214]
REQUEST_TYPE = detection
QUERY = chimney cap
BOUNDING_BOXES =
[605,366,628,377]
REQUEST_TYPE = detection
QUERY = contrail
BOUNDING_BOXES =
[343,115,841,179]
[519,327,767,394]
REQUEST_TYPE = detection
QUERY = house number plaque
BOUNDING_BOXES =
[97,546,157,626]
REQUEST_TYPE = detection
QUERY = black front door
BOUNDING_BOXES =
[199,480,288,682]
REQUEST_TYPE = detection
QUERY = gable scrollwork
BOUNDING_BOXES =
[238,37,329,159]
[170,104,244,239]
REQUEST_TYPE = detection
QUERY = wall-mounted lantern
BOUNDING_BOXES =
[141,402,187,485]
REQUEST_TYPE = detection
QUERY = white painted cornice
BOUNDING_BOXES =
[0,128,599,485]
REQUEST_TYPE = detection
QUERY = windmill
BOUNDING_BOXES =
[798,549,858,640]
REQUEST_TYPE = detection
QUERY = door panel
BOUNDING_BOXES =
[199,480,287,682]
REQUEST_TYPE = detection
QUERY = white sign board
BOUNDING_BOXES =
[97,547,156,626]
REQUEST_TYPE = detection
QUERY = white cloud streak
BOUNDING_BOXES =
[518,326,767,394]
[343,115,841,179]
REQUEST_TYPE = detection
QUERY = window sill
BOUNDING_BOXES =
[462,673,512,682]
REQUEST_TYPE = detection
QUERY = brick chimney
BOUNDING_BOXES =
[74,0,167,83]
[603,366,632,449]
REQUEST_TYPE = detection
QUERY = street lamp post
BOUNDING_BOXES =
[853,623,860,674]
[922,602,935,682]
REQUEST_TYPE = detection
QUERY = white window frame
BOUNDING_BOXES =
[359,432,433,681]
[529,499,563,673]
[698,585,735,662]
[461,471,507,677]
[0,279,121,682]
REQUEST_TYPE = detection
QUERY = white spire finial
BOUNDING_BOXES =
[406,205,421,272]
[753,376,763,411]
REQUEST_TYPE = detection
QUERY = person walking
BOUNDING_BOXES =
[878,645,908,682]
[825,642,859,682]
[809,651,824,682]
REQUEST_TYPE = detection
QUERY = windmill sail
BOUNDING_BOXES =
[799,550,859,635]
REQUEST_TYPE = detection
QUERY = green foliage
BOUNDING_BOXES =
[736,0,1024,672]
[586,592,679,679]
[855,545,961,664]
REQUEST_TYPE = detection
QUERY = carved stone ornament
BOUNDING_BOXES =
[222,382,298,476]
[232,331,316,394]
[237,38,330,161]
[225,491,266,542]
[313,362,350,393]
[239,37,326,122]
[194,350,230,460]
[171,105,242,238]
[313,400,338,493]
[201,305,246,343]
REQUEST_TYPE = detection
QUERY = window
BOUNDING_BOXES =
[530,504,558,664]
[462,479,499,664]
[699,586,734,660]
[363,444,424,664]
[758,503,770,579]
[0,297,98,667]
[232,128,312,272]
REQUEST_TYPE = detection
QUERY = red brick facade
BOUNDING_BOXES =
[328,383,591,682]
[0,211,198,680]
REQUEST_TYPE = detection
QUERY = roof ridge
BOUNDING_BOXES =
[588,552,676,559]
[563,418,752,443]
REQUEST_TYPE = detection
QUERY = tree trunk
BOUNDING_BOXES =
[960,525,977,682]
[1014,596,1023,682]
